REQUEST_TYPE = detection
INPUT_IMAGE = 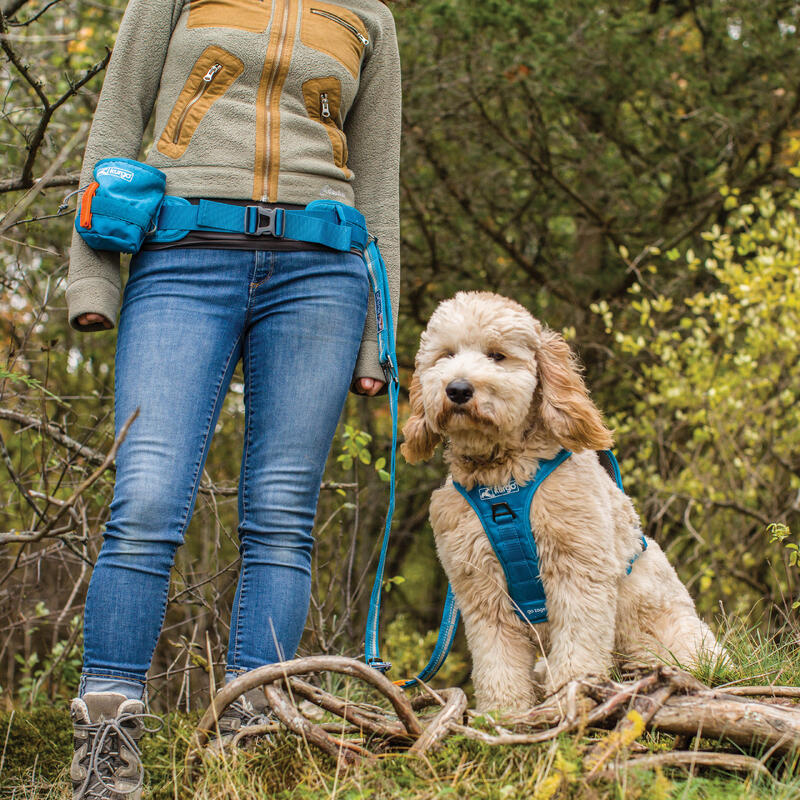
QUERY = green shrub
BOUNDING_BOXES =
[594,184,800,617]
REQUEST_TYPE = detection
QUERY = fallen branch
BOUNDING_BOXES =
[409,688,468,756]
[593,750,772,779]
[262,683,369,767]
[186,657,796,789]
[718,685,800,698]
[288,677,410,740]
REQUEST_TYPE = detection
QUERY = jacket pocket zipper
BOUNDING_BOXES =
[173,63,224,144]
[309,8,369,46]
[320,92,331,119]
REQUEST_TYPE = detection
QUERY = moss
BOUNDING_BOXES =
[0,706,72,787]
[2,707,796,800]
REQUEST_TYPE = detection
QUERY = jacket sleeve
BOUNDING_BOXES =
[66,0,182,332]
[343,4,402,387]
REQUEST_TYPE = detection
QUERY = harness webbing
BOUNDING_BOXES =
[452,449,572,625]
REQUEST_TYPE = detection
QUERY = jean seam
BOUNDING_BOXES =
[248,250,274,293]
[232,326,256,669]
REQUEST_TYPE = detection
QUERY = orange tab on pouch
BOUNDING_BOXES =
[79,181,99,229]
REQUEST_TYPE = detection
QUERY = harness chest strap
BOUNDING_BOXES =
[451,449,573,625]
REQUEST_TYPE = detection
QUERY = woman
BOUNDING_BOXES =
[66,0,400,795]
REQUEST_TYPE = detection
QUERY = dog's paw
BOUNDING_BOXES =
[532,656,548,689]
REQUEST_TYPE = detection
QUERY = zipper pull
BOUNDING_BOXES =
[354,30,369,46]
[58,183,91,213]
[203,63,223,82]
[320,92,331,119]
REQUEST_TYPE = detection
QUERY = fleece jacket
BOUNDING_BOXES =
[66,0,401,385]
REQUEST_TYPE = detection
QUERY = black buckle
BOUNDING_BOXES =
[491,502,516,523]
[246,205,283,237]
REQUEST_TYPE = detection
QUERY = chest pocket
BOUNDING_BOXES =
[300,2,369,79]
[187,0,269,33]
[157,46,245,159]
[302,77,351,177]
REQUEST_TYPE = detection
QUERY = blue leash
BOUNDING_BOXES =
[362,238,401,674]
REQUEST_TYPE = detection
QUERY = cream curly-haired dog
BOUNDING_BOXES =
[402,291,724,712]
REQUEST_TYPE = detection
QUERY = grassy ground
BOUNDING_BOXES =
[3,620,799,799]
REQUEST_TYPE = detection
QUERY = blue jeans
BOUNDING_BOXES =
[79,247,369,700]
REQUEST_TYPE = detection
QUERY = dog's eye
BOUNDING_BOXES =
[438,350,455,361]
[488,352,506,362]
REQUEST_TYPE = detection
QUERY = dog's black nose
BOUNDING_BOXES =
[446,379,474,405]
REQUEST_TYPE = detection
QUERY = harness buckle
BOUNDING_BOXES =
[245,206,284,237]
[491,502,517,523]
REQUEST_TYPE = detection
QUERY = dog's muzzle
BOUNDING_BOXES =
[445,379,474,405]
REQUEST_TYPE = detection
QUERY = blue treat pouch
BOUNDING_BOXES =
[75,158,166,253]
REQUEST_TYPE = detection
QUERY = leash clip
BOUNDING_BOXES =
[246,206,284,237]
[380,357,399,386]
[367,658,392,674]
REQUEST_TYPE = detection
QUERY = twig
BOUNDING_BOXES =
[593,750,772,779]
[263,683,369,767]
[717,685,800,698]
[0,121,89,233]
[0,409,139,546]
[288,678,410,739]
[409,688,468,756]
[585,684,676,776]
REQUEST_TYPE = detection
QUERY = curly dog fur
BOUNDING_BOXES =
[402,291,724,713]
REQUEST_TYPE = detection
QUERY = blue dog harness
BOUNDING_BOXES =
[452,449,573,625]
[368,448,648,687]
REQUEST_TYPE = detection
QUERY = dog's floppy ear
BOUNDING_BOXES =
[535,328,613,452]
[400,370,442,463]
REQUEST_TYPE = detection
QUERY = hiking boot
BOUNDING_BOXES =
[212,687,274,748]
[70,692,158,799]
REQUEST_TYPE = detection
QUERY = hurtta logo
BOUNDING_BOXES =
[97,166,135,182]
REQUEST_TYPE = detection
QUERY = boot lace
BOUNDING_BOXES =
[227,696,272,727]
[74,711,163,799]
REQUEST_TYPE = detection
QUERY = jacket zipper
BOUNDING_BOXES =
[173,63,223,144]
[261,0,291,201]
[320,92,331,119]
[310,8,369,46]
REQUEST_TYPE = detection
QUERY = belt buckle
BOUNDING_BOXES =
[246,205,283,237]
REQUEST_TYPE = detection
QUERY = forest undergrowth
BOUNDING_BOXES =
[2,617,799,800]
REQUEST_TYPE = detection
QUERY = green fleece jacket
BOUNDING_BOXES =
[66,0,401,385]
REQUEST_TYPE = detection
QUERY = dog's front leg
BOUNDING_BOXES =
[461,609,537,713]
[542,577,617,695]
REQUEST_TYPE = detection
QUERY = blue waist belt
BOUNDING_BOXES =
[73,158,370,255]
[149,197,370,253]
